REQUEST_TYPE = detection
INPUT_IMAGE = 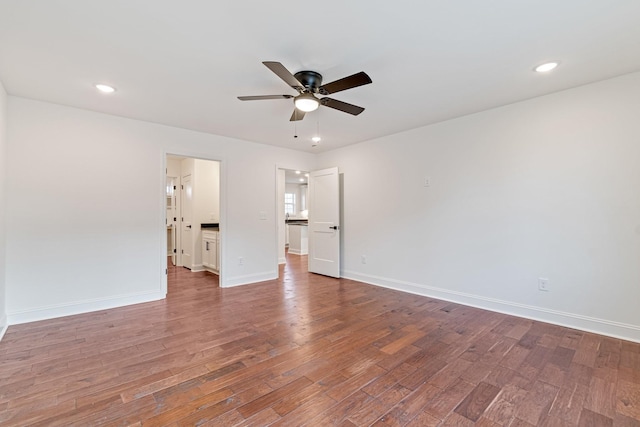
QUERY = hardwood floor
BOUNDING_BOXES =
[1,253,640,426]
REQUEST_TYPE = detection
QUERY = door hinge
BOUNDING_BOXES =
[173,185,176,190]
[181,185,184,189]
[165,268,168,275]
[174,217,177,222]
[181,249,184,254]
[173,249,176,253]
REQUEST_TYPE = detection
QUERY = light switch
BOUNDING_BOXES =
[259,211,267,220]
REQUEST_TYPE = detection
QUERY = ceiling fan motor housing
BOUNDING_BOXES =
[294,71,323,93]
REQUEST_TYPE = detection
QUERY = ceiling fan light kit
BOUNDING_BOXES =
[238,61,372,121]
[294,93,320,112]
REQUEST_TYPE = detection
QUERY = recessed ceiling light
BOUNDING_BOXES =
[312,136,321,143]
[95,83,116,93]
[534,62,559,73]
[299,178,305,182]
[295,170,301,174]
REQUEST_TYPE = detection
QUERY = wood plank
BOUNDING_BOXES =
[483,383,528,425]
[616,379,640,420]
[578,408,613,427]
[514,380,559,425]
[454,381,501,421]
[236,375,313,418]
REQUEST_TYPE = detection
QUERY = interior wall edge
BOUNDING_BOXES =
[343,270,640,344]
[0,316,7,341]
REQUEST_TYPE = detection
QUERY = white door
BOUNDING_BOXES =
[167,177,177,266]
[308,167,340,277]
[181,174,193,269]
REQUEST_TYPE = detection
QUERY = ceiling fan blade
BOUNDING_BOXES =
[290,109,306,121]
[320,98,365,115]
[263,61,303,90]
[237,95,294,101]
[319,71,372,95]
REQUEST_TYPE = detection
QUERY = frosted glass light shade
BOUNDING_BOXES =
[295,93,319,112]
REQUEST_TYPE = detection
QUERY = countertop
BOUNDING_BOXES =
[286,219,308,225]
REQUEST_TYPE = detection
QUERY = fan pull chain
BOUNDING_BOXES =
[312,110,321,147]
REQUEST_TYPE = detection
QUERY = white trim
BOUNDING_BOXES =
[160,153,168,295]
[342,270,640,344]
[191,264,204,272]
[275,163,315,278]
[7,291,164,325]
[0,315,8,342]
[202,267,219,275]
[223,271,277,288]
[287,249,307,255]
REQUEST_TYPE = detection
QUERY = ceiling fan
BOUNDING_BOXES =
[238,61,372,121]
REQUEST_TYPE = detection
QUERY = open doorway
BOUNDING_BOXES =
[166,155,221,279]
[277,168,310,266]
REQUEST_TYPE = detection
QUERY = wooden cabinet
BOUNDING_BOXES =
[202,230,219,273]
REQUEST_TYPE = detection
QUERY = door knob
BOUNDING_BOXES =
[186,225,192,228]
[329,226,339,230]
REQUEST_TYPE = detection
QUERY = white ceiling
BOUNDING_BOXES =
[284,169,309,185]
[1,1,639,153]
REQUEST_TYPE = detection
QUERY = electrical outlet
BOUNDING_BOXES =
[424,176,431,187]
[361,255,367,264]
[238,257,244,266]
[538,277,550,292]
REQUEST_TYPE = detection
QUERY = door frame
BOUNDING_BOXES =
[162,151,226,294]
[180,172,194,270]
[274,163,318,279]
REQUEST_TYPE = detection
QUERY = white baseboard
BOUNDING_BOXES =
[287,249,307,255]
[223,271,277,287]
[191,264,204,272]
[7,291,165,325]
[343,270,640,344]
[278,257,286,265]
[0,314,8,342]
[202,266,219,275]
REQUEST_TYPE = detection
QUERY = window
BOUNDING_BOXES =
[284,193,296,215]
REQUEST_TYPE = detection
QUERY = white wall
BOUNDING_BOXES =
[194,159,220,225]
[6,97,315,323]
[193,159,220,268]
[0,79,7,337]
[318,72,640,342]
